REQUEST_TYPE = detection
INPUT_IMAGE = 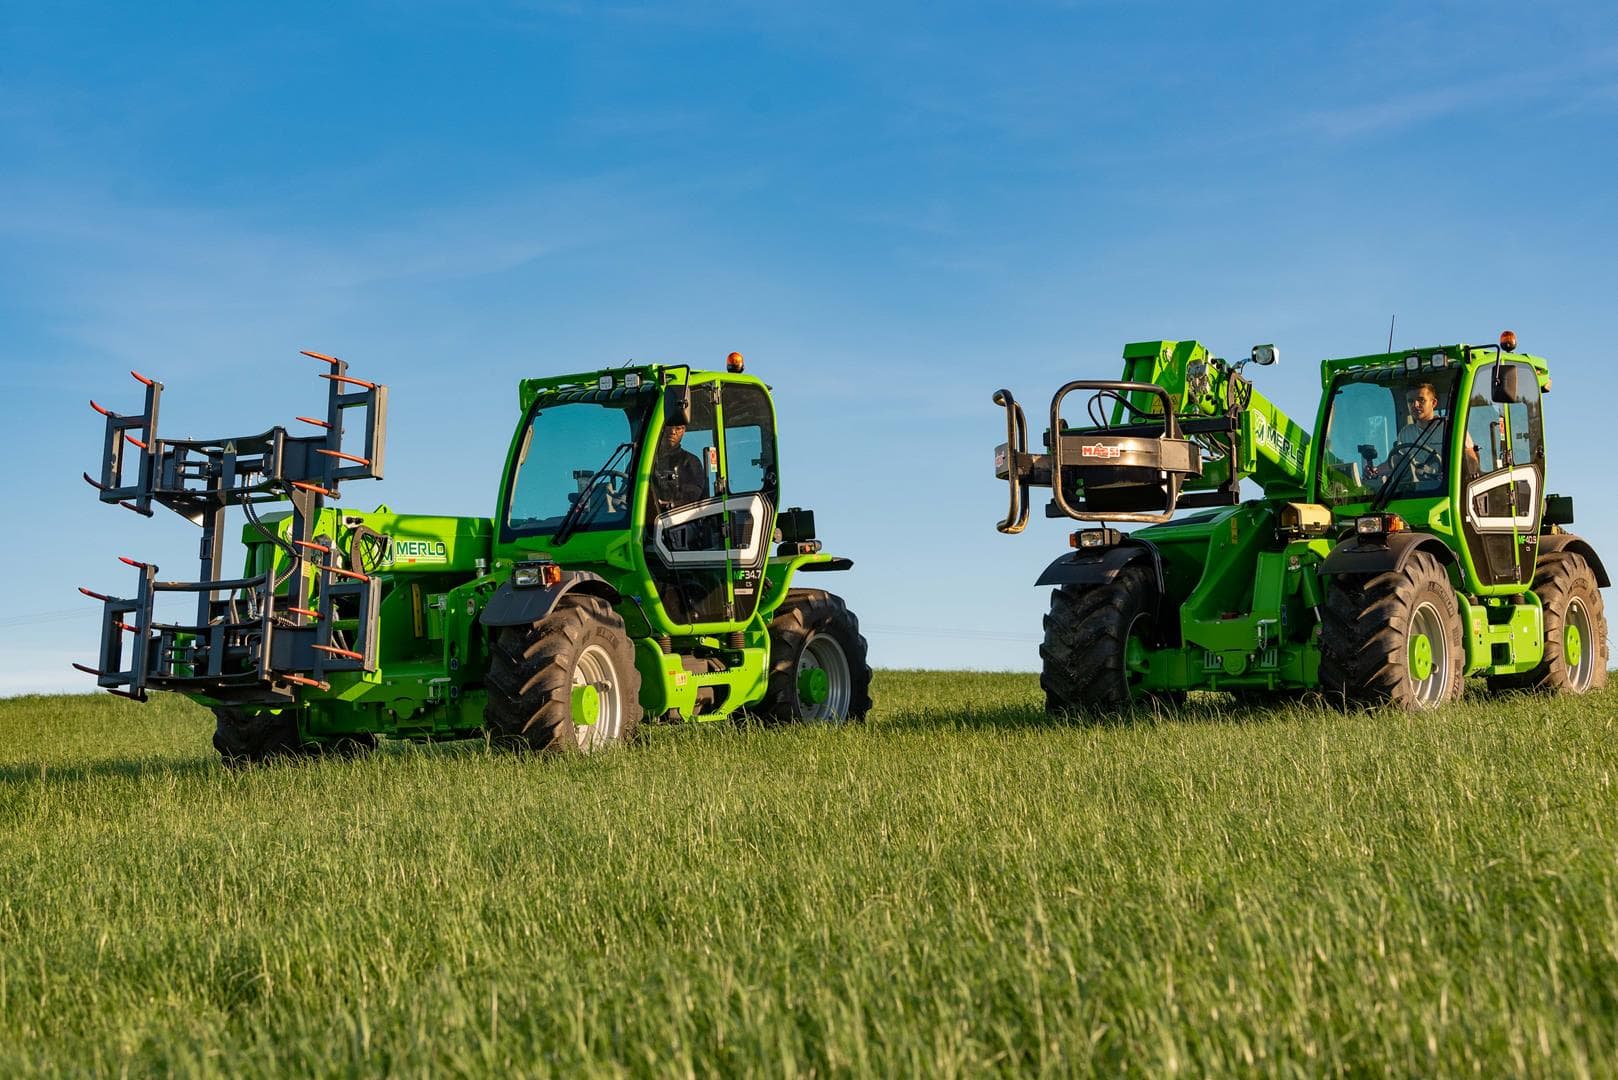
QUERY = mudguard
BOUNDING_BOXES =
[1317,533,1456,577]
[1537,532,1611,587]
[479,570,620,628]
[1035,540,1164,594]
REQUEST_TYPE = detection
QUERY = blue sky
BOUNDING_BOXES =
[4,1,1618,693]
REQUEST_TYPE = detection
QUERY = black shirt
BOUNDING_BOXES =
[651,443,708,509]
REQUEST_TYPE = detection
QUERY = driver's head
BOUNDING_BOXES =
[662,424,686,450]
[1406,383,1439,422]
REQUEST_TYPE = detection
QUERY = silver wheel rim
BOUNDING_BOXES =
[573,643,623,752]
[1566,596,1596,692]
[798,633,852,722]
[1409,600,1451,708]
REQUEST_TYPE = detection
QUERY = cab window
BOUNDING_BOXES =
[722,384,777,497]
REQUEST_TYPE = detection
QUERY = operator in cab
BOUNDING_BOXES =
[650,423,708,510]
[1369,382,1478,484]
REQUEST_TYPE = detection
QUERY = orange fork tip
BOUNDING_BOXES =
[130,371,155,386]
[320,372,376,390]
[78,587,112,601]
[312,644,364,660]
[117,556,150,569]
[315,447,371,465]
[300,349,341,366]
[90,399,113,416]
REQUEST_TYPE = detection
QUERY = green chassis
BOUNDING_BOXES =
[204,364,848,742]
[1003,339,1603,696]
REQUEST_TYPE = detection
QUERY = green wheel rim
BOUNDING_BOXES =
[1406,600,1451,707]
[571,682,601,727]
[797,667,830,706]
[1565,597,1596,692]
[1409,632,1433,682]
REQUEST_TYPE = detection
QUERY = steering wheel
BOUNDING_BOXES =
[590,470,632,514]
[1382,444,1443,487]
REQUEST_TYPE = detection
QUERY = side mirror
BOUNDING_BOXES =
[1250,344,1279,367]
[1491,363,1520,405]
[664,385,691,426]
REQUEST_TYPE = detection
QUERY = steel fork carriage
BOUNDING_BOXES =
[77,352,388,702]
[994,379,1244,531]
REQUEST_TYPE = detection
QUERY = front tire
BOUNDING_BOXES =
[1490,551,1608,694]
[1320,549,1464,709]
[484,593,643,752]
[212,706,309,767]
[1041,564,1179,715]
[756,589,873,722]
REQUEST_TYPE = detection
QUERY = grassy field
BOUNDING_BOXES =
[1,673,1616,1077]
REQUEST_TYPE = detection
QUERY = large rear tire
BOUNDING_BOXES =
[1489,551,1608,694]
[1319,549,1464,709]
[484,593,643,752]
[1041,564,1180,715]
[755,589,873,723]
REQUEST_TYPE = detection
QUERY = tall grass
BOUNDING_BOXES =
[1,675,1615,1076]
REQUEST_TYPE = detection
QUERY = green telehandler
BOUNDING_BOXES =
[80,351,871,761]
[993,332,1608,711]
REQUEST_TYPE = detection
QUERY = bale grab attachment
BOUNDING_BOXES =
[76,351,388,703]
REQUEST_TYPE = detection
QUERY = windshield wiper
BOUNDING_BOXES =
[1367,420,1441,515]
[550,442,632,546]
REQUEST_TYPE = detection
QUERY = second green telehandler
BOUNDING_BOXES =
[993,331,1607,711]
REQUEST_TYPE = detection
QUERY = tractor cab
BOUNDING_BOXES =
[1313,338,1549,593]
[495,356,787,635]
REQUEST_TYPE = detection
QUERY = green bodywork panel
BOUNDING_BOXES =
[209,363,844,742]
[1060,340,1563,694]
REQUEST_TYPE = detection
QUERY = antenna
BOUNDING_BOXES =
[1386,314,1396,353]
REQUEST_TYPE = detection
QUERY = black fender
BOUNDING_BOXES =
[1537,532,1611,587]
[1317,533,1457,578]
[1035,539,1165,595]
[478,571,621,629]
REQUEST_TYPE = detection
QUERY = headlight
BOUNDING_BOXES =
[513,561,562,588]
[1355,513,1405,539]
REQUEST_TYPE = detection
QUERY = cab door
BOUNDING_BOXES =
[1459,360,1544,587]
[644,381,778,628]
[715,382,779,624]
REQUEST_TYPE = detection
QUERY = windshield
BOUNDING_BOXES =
[505,398,651,537]
[1317,368,1458,504]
